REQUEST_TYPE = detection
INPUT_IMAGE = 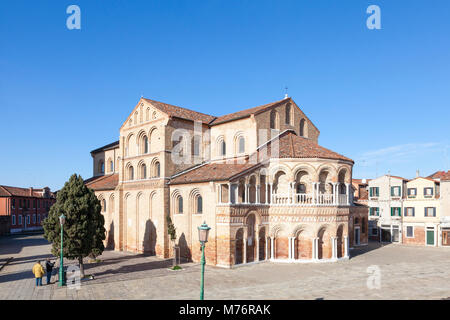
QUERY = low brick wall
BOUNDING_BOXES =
[0,216,11,236]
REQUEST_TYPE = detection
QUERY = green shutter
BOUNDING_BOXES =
[391,187,394,196]
[377,208,380,216]
[399,208,401,216]
[391,207,394,216]
[370,188,373,197]
[377,187,379,196]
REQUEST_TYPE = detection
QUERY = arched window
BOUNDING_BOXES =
[192,136,201,156]
[178,196,183,214]
[296,183,306,194]
[270,110,280,130]
[197,196,203,214]
[155,162,160,177]
[102,199,106,212]
[141,164,147,179]
[146,107,150,121]
[152,160,160,178]
[299,119,306,137]
[285,104,292,125]
[238,137,245,154]
[109,160,114,173]
[219,140,226,156]
[99,160,105,174]
[143,136,148,154]
[128,166,134,180]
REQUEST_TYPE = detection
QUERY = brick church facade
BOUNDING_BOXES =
[86,96,367,267]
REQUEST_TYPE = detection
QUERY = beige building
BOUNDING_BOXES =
[403,177,441,246]
[86,96,367,267]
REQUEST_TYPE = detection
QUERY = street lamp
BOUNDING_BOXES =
[198,221,211,300]
[58,214,65,287]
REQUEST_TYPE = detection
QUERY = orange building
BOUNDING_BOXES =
[0,185,56,233]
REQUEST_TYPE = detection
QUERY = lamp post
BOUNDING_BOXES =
[198,221,211,300]
[58,214,65,287]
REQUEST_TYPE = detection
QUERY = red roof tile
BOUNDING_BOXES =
[441,171,450,181]
[144,99,216,124]
[0,185,54,198]
[428,171,450,180]
[170,131,352,184]
[210,99,287,125]
[85,174,119,191]
[259,130,353,162]
[170,162,259,185]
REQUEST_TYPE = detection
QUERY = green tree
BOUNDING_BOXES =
[43,174,106,278]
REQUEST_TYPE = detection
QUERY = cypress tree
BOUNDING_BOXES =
[43,174,106,278]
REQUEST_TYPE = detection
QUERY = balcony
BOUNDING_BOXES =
[217,181,352,207]
[272,193,349,206]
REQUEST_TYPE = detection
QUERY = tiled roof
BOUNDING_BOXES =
[210,99,287,125]
[408,176,440,184]
[144,99,216,124]
[85,174,119,191]
[428,171,449,180]
[169,162,260,185]
[259,130,353,162]
[352,179,371,184]
[91,140,119,154]
[441,171,450,181]
[170,131,352,184]
[0,185,54,198]
[387,175,409,181]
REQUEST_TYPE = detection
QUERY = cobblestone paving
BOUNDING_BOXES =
[1,234,450,300]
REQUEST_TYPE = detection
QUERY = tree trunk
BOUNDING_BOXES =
[78,256,85,278]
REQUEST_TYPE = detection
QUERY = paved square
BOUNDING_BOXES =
[1,234,450,299]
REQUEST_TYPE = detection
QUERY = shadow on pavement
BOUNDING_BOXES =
[350,240,389,258]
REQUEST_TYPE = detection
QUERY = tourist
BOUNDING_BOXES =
[45,259,55,285]
[32,261,44,287]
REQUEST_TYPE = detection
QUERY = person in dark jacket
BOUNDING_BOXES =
[45,259,55,285]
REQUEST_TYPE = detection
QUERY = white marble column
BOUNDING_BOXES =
[269,183,273,204]
[227,183,232,204]
[345,183,350,205]
[290,237,296,260]
[270,237,275,260]
[256,232,260,261]
[288,237,292,259]
[244,184,249,204]
[265,183,269,204]
[344,235,349,258]
[218,184,222,204]
[256,185,260,204]
[330,237,336,259]
[243,238,247,264]
[311,182,316,204]
[332,183,337,205]
[265,236,269,260]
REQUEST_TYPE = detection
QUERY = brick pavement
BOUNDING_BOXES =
[1,234,450,299]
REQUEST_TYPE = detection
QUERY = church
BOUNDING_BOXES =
[85,96,368,267]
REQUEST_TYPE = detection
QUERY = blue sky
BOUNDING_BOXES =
[1,0,449,190]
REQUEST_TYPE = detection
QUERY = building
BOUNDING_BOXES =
[86,96,367,267]
[368,171,450,247]
[367,175,409,242]
[352,179,370,205]
[0,185,56,233]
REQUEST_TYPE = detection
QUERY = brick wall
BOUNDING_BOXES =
[402,225,425,245]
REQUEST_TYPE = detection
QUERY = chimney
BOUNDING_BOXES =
[416,169,420,178]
